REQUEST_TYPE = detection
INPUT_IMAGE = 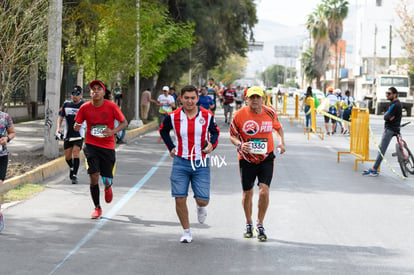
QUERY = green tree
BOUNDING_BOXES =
[157,0,257,88]
[259,65,293,87]
[301,47,319,85]
[209,54,247,86]
[0,0,48,109]
[306,4,330,89]
[323,0,349,88]
[65,0,194,120]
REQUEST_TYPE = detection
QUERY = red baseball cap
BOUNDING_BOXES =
[89,80,106,92]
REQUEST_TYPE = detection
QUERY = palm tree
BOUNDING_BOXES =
[301,47,319,85]
[323,0,349,88]
[306,4,330,90]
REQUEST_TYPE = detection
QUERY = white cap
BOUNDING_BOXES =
[162,86,169,91]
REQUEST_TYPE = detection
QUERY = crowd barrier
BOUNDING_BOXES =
[337,108,375,170]
[303,97,324,139]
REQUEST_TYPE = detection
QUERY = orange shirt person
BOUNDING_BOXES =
[229,86,285,242]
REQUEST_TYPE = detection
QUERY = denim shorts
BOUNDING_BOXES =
[170,156,210,201]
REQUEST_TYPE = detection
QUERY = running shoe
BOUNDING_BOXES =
[180,229,192,243]
[69,168,74,180]
[91,208,102,219]
[105,186,113,203]
[197,206,207,224]
[243,223,254,238]
[71,175,78,184]
[256,225,267,242]
[0,213,4,233]
[362,168,379,177]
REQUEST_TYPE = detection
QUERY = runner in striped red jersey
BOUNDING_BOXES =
[229,86,285,241]
[159,85,220,243]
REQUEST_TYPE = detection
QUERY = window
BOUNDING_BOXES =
[376,0,382,6]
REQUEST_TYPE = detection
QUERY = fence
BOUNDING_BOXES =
[337,107,375,170]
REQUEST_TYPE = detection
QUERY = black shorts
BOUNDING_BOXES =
[0,155,8,181]
[63,138,84,150]
[239,152,275,191]
[236,101,243,105]
[83,143,116,178]
[324,115,337,124]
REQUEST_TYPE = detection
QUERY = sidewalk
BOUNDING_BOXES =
[1,119,158,193]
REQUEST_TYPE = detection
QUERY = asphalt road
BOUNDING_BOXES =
[1,106,414,275]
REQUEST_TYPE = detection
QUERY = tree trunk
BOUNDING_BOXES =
[123,76,136,123]
[334,43,338,89]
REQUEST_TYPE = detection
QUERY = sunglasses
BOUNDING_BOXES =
[72,92,81,96]
[386,92,392,96]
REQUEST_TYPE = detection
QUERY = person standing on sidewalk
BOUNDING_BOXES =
[56,85,85,184]
[0,110,15,232]
[363,87,402,176]
[159,85,220,243]
[223,84,236,125]
[229,86,285,242]
[74,80,127,219]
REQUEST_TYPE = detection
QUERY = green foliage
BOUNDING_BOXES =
[259,65,295,87]
[209,55,247,86]
[158,0,257,85]
[301,47,319,84]
[65,0,194,85]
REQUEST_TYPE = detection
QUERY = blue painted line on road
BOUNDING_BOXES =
[49,151,169,275]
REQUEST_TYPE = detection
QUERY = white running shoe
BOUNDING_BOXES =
[197,206,207,224]
[180,229,192,243]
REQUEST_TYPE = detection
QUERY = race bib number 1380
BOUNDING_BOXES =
[248,138,268,154]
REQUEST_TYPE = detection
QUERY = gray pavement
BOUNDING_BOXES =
[1,105,414,274]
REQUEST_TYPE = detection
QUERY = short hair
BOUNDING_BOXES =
[389,87,398,94]
[181,85,198,96]
[209,78,214,81]
[345,90,350,95]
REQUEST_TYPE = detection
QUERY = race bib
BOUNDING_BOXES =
[248,138,268,154]
[91,125,107,138]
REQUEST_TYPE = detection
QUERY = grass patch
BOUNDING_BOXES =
[1,183,46,203]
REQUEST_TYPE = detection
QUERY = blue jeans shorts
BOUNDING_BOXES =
[170,156,210,201]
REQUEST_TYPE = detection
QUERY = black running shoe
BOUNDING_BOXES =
[243,223,254,238]
[69,168,74,180]
[256,225,267,242]
[71,175,78,184]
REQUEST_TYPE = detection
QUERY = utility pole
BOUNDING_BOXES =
[373,24,377,80]
[44,0,62,158]
[129,0,143,129]
[389,24,392,67]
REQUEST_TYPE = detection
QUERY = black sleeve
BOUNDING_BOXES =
[208,116,220,149]
[159,115,175,151]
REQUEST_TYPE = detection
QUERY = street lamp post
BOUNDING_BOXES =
[129,0,143,129]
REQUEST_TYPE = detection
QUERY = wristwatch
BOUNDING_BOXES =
[7,136,10,143]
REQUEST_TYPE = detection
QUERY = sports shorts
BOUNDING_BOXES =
[83,143,115,178]
[63,138,84,150]
[170,156,210,201]
[0,155,8,181]
[239,152,275,191]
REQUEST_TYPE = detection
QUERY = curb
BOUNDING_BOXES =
[1,121,158,194]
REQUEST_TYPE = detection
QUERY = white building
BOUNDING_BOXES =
[347,0,409,100]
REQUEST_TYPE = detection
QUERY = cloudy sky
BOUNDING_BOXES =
[256,0,323,26]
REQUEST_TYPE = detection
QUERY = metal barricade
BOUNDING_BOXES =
[337,108,375,170]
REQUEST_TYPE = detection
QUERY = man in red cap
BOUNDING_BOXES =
[74,80,127,219]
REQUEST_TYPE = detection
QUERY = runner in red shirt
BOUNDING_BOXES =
[229,86,285,241]
[74,80,127,219]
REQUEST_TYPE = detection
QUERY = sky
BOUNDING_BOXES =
[255,0,322,26]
